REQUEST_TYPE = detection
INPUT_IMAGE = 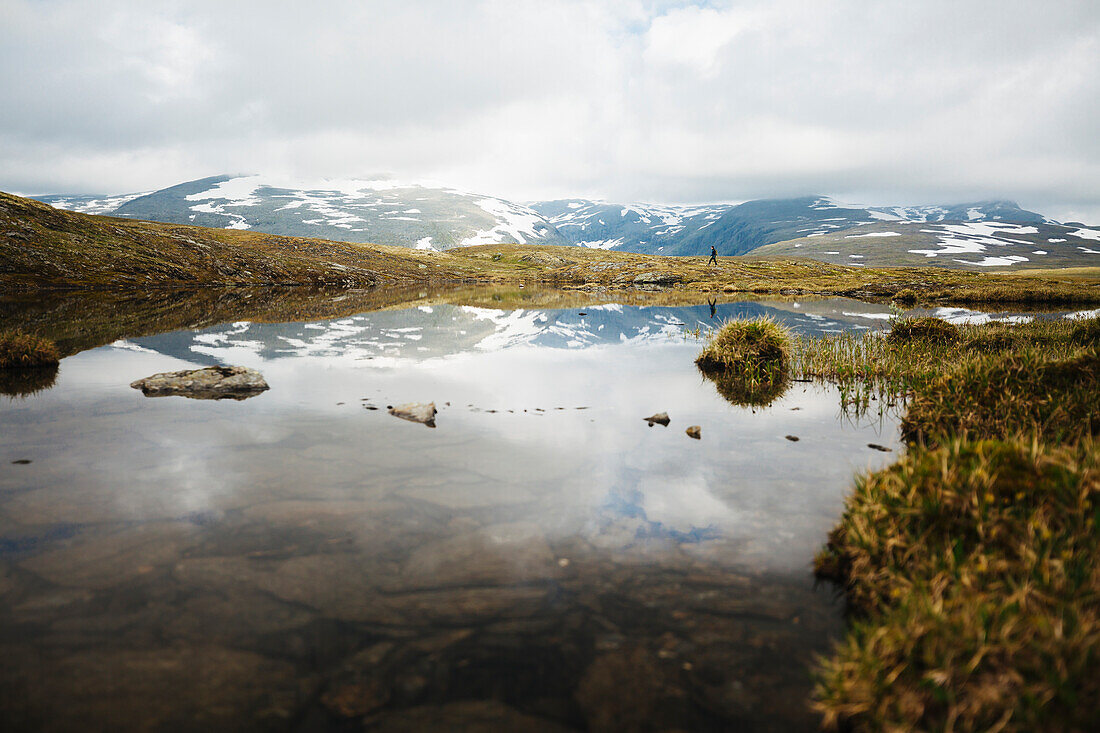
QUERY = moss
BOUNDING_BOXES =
[814,439,1100,732]
[885,316,960,345]
[1071,316,1100,345]
[0,331,60,368]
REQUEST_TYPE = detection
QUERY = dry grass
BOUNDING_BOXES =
[0,330,60,368]
[814,439,1100,732]
[695,318,791,406]
[807,316,1100,731]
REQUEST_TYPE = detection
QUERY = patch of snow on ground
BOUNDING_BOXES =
[1079,247,1100,254]
[953,255,1030,267]
[845,231,901,238]
[1033,250,1048,255]
[1048,238,1066,243]
[415,237,433,250]
[1070,228,1100,241]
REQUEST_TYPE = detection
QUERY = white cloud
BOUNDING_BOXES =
[0,0,1098,221]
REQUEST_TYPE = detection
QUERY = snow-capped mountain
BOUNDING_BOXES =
[532,196,1054,256]
[32,177,1098,268]
[41,175,565,251]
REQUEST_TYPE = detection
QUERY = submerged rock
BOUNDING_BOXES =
[130,366,268,400]
[686,425,701,440]
[644,412,670,427]
[388,402,437,427]
[785,435,800,442]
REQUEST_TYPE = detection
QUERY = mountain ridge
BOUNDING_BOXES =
[29,176,1100,270]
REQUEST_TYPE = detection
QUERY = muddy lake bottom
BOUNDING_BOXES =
[0,290,1066,731]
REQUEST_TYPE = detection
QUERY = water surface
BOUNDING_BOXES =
[1,291,911,731]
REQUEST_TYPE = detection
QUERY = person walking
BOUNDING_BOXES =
[708,246,718,266]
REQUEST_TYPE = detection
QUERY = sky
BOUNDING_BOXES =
[2,0,1099,222]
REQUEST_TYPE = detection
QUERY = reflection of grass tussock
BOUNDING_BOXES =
[814,438,1100,732]
[701,367,789,407]
[695,318,791,407]
[0,365,58,397]
[0,330,60,368]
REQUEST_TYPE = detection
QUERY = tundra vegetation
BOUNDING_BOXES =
[800,315,1100,731]
[695,318,792,406]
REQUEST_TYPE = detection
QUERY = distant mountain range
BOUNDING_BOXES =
[33,175,1100,270]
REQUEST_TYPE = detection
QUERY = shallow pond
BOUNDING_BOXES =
[0,290,991,730]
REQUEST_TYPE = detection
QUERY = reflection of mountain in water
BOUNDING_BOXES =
[126,299,895,366]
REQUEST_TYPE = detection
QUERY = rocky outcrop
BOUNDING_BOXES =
[130,366,269,400]
[633,272,681,286]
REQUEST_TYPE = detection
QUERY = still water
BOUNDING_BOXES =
[0,291,916,731]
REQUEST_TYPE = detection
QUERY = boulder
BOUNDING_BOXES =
[388,402,437,427]
[644,412,670,427]
[633,272,681,286]
[686,425,701,439]
[130,365,268,400]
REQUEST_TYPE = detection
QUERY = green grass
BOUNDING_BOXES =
[813,438,1100,732]
[695,318,791,406]
[805,316,1100,731]
[0,330,60,368]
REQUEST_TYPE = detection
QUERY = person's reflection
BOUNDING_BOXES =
[708,297,717,319]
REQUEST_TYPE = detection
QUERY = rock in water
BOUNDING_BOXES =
[686,425,701,440]
[389,402,437,427]
[130,366,269,400]
[785,435,800,442]
[644,412,670,427]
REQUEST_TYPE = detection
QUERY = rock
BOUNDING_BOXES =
[130,365,268,400]
[20,522,199,589]
[644,411,670,426]
[867,443,892,452]
[784,435,800,442]
[388,402,437,427]
[633,272,681,286]
[686,425,701,440]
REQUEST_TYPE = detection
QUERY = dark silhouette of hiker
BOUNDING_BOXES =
[708,246,718,266]
[708,297,717,319]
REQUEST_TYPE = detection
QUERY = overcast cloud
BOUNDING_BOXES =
[2,0,1098,221]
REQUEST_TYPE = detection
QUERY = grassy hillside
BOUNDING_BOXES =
[757,221,1100,270]
[0,191,470,290]
[3,191,1100,306]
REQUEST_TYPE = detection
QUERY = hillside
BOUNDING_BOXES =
[0,191,471,290]
[38,175,565,251]
[756,220,1100,269]
[35,177,1095,270]
[5,190,1100,306]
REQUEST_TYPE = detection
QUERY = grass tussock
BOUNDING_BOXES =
[695,318,791,406]
[808,316,1100,730]
[695,317,791,372]
[0,330,60,369]
[792,316,1092,417]
[814,439,1100,732]
[902,350,1100,445]
[884,316,960,345]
